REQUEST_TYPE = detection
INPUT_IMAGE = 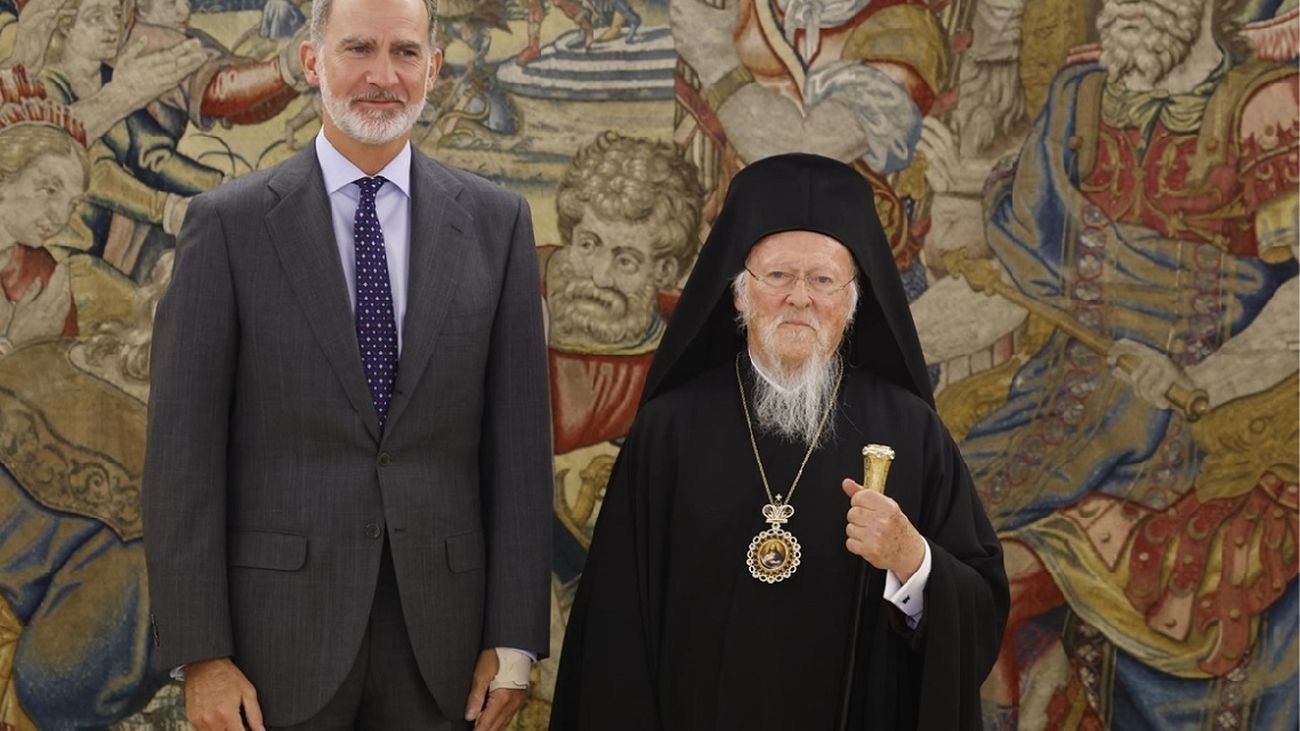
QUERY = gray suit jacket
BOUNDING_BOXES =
[142,144,552,726]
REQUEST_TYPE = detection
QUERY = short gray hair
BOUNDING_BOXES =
[310,0,440,48]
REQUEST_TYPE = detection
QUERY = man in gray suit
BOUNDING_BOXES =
[142,0,551,728]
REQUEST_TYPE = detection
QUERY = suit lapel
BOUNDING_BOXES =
[384,150,471,437]
[264,147,381,442]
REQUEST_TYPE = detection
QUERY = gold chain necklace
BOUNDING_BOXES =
[735,354,843,583]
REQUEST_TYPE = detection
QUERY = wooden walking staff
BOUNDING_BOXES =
[943,249,1209,421]
[839,444,897,730]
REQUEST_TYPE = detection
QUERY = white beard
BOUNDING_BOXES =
[748,340,842,449]
[317,63,428,145]
[1098,0,1204,87]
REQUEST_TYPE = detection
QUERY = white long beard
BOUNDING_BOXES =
[749,348,842,449]
[1098,0,1203,86]
[317,64,428,145]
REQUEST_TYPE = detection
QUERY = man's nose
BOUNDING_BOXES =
[590,254,615,288]
[366,54,400,86]
[784,278,814,306]
[42,197,66,224]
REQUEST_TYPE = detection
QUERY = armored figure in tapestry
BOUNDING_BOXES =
[912,0,1298,725]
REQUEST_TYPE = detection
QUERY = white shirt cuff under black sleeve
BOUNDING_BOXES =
[883,540,932,629]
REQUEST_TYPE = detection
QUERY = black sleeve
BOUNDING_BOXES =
[914,413,1010,731]
[550,410,673,731]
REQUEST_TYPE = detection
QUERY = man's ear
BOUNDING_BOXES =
[428,47,443,86]
[654,258,680,291]
[300,40,320,86]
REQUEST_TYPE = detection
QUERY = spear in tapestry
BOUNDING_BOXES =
[943,248,1210,421]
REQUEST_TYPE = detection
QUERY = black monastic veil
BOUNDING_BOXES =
[550,153,1009,731]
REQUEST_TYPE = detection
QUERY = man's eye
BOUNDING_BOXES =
[812,275,835,287]
[767,271,791,283]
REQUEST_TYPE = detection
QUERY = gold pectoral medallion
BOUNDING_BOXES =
[735,354,842,586]
[746,501,801,583]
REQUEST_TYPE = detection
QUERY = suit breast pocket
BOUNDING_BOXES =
[228,530,308,572]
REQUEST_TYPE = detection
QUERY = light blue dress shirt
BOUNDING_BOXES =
[315,131,412,355]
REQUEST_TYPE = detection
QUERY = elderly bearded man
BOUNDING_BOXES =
[142,0,552,729]
[550,154,1009,730]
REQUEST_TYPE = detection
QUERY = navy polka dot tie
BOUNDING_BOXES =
[353,176,398,432]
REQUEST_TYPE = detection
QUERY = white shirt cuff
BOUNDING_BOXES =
[488,647,533,691]
[883,540,931,629]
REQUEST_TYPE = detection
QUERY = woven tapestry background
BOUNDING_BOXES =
[0,0,1295,727]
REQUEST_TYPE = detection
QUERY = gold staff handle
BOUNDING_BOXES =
[862,444,895,494]
[943,250,1209,421]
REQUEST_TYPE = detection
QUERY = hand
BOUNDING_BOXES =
[112,33,213,93]
[1108,338,1192,410]
[464,649,528,731]
[73,36,214,141]
[184,657,265,731]
[5,0,76,74]
[5,263,71,347]
[841,479,926,582]
[109,35,212,106]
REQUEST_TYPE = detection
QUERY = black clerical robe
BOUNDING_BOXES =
[551,363,1007,730]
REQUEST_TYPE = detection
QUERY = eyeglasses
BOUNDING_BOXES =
[745,267,855,296]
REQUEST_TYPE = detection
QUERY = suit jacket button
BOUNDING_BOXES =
[365,523,382,539]
[377,452,391,467]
